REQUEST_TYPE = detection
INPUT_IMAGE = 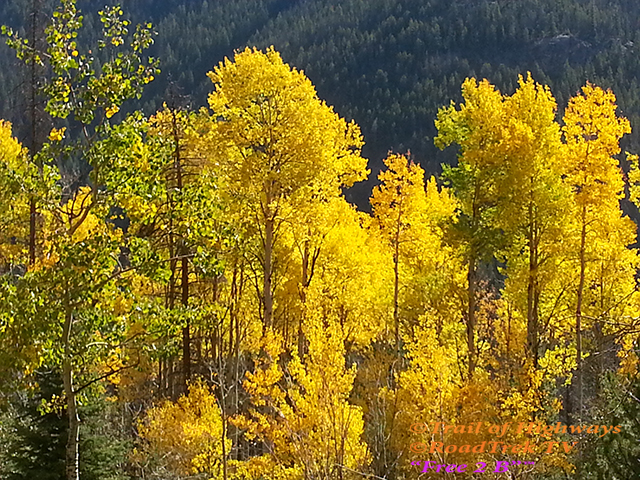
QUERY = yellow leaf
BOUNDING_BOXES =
[105,105,119,119]
[48,127,66,142]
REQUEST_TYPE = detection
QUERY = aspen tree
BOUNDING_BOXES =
[563,83,636,417]
[371,153,428,356]
[1,2,158,478]
[499,74,572,369]
[0,120,57,382]
[280,196,391,354]
[0,121,33,268]
[137,380,231,478]
[371,154,460,356]
[234,325,369,480]
[205,47,367,331]
[435,78,506,377]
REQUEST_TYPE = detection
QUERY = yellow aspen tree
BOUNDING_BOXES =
[0,120,32,269]
[435,75,576,439]
[0,120,57,383]
[403,177,464,341]
[0,120,57,270]
[393,317,461,475]
[484,76,581,446]
[136,379,231,479]
[369,157,461,478]
[281,196,392,354]
[205,47,367,331]
[498,73,574,370]
[233,324,369,480]
[271,199,393,479]
[370,153,428,355]
[563,83,636,417]
[622,155,640,376]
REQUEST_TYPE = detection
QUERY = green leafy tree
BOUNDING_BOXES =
[435,78,507,378]
[578,371,640,479]
[1,2,159,479]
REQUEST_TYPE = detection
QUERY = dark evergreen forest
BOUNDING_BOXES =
[4,0,640,205]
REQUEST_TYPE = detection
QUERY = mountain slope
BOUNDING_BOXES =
[2,0,640,205]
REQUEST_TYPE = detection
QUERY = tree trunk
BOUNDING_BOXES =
[264,206,274,329]
[298,241,309,356]
[63,290,79,480]
[169,357,176,400]
[28,0,42,266]
[182,254,190,388]
[217,335,229,480]
[393,233,400,357]
[229,267,236,356]
[466,193,482,379]
[575,206,587,418]
[393,207,402,357]
[467,259,477,379]
[29,199,37,265]
[171,109,190,391]
[526,204,540,368]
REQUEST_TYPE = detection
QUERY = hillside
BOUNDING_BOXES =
[3,0,640,205]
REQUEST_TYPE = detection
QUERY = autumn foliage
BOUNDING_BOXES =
[0,5,639,478]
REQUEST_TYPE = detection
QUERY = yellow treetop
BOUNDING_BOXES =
[206,46,368,206]
[563,83,631,207]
